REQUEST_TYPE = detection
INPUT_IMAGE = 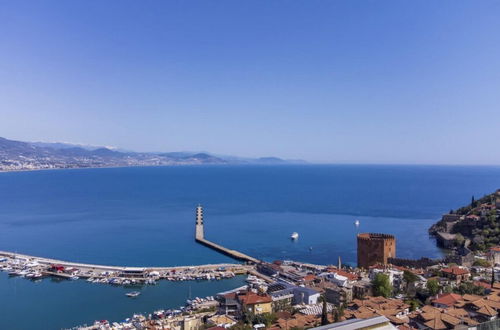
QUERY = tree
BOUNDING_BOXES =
[454,233,465,246]
[333,304,345,323]
[473,259,491,268]
[403,270,419,296]
[403,270,418,284]
[455,282,485,295]
[372,273,393,298]
[471,196,476,207]
[427,279,440,296]
[405,299,421,312]
[320,295,329,325]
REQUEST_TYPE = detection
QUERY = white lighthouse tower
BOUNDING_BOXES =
[195,205,204,240]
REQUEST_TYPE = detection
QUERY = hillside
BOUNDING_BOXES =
[429,190,500,251]
[0,137,298,171]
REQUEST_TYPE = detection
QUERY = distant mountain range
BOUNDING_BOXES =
[0,137,304,172]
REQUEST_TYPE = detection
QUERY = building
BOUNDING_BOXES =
[182,315,204,330]
[369,267,404,292]
[310,316,397,330]
[441,266,470,284]
[267,282,295,311]
[357,233,396,269]
[238,292,273,315]
[293,286,320,305]
[217,292,240,316]
[431,293,464,308]
[257,262,281,277]
[326,284,353,306]
[352,280,372,299]
[488,246,500,265]
[206,315,236,328]
[435,232,456,249]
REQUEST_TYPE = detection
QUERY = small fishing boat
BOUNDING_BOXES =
[126,291,141,298]
[354,219,360,226]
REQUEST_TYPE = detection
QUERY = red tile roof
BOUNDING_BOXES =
[303,274,316,282]
[239,292,272,305]
[432,293,463,307]
[474,281,492,289]
[327,269,359,281]
[441,266,469,276]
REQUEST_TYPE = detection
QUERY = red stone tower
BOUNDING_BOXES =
[357,233,396,269]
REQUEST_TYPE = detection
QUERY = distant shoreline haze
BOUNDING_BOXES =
[0,136,305,172]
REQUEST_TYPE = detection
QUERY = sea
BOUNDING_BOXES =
[1,164,499,329]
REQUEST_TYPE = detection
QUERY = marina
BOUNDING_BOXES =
[0,250,252,285]
[0,206,268,286]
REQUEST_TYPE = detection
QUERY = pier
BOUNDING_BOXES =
[195,205,260,264]
[0,206,270,285]
[0,250,251,282]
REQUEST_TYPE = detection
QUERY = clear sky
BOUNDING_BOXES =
[1,1,499,164]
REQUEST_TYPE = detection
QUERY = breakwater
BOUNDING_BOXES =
[0,250,251,285]
[194,205,260,264]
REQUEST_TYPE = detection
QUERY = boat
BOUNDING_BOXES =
[32,272,43,279]
[126,291,141,298]
[290,232,299,240]
[70,275,79,280]
[354,219,360,226]
[246,275,257,283]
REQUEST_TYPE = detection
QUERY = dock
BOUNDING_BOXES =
[0,250,250,278]
[194,205,260,264]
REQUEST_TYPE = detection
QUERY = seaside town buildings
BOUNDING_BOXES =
[3,196,500,330]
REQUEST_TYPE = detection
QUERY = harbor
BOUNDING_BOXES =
[0,251,251,285]
[0,206,267,286]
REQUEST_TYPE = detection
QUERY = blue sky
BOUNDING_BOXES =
[1,1,499,164]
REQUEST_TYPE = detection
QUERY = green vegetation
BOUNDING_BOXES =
[372,273,392,298]
[231,322,253,330]
[454,282,485,296]
[426,279,440,296]
[473,259,491,268]
[320,296,329,325]
[404,299,421,312]
[333,304,345,323]
[430,190,499,251]
[403,270,419,284]
[242,312,278,326]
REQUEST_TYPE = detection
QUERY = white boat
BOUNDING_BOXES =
[126,291,141,298]
[290,232,299,240]
[354,219,360,226]
[70,275,79,280]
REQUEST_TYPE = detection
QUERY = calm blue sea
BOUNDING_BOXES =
[1,164,499,329]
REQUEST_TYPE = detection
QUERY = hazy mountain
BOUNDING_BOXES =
[0,137,304,171]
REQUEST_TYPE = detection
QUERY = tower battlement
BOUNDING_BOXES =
[357,232,396,268]
[357,233,395,241]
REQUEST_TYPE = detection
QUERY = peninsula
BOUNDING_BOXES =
[429,189,500,251]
